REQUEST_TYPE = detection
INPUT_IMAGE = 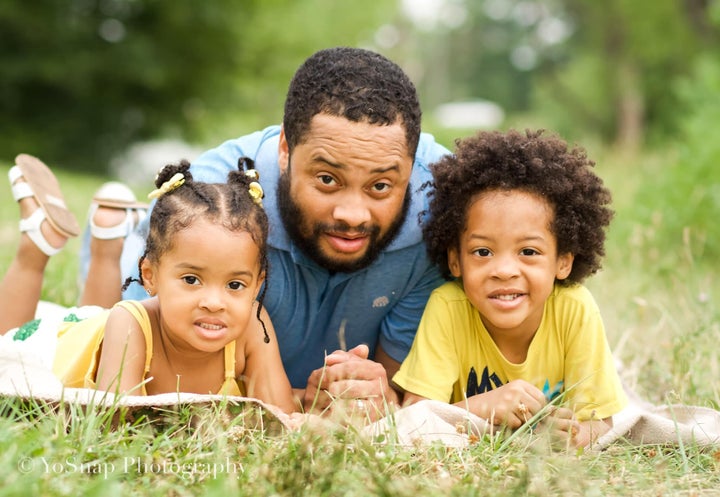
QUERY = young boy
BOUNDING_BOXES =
[393,129,627,447]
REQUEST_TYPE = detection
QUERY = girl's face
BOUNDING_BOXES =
[141,218,264,354]
[447,189,573,340]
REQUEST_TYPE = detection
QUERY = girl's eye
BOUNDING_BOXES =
[520,248,539,256]
[182,275,199,285]
[474,248,492,257]
[228,281,246,291]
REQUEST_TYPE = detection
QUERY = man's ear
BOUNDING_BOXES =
[140,258,157,296]
[447,246,462,278]
[556,253,574,280]
[278,126,290,173]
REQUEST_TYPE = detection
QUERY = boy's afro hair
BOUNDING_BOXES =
[424,129,613,284]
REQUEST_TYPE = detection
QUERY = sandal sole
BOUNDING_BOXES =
[14,153,81,238]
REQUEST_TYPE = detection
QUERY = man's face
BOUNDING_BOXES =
[277,113,413,273]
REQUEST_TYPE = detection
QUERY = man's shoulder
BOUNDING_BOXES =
[190,125,282,181]
[409,133,450,181]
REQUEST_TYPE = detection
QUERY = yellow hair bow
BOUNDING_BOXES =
[148,172,185,199]
[248,181,264,207]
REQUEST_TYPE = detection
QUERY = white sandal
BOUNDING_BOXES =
[9,154,80,256]
[89,182,148,240]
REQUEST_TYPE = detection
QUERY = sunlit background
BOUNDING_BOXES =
[2,0,717,176]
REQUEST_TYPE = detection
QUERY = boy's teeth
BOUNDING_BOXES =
[496,294,519,301]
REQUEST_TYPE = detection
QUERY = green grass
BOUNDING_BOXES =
[1,147,720,496]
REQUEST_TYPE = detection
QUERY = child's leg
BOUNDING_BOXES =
[1,156,78,334]
[78,182,147,308]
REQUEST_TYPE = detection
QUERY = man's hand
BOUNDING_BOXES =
[303,344,398,420]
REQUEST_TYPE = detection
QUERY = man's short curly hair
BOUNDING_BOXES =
[424,129,613,285]
[283,47,422,158]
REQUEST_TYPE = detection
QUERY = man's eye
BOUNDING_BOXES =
[373,182,390,192]
[318,175,335,185]
[183,276,199,285]
[228,281,245,290]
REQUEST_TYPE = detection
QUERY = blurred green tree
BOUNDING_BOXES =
[532,0,719,150]
[0,0,397,173]
[390,0,719,150]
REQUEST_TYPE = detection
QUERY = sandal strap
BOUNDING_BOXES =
[8,166,33,201]
[19,209,62,256]
[89,204,146,240]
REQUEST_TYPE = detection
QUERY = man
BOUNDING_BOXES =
[97,47,449,414]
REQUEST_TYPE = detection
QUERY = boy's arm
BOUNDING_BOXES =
[403,380,547,430]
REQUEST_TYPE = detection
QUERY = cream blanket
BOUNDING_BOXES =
[2,302,719,449]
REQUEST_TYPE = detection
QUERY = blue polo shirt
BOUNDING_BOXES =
[119,125,449,387]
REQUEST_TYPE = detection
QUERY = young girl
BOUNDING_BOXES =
[393,129,627,447]
[1,156,297,414]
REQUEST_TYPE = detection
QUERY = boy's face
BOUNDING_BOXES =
[276,113,413,272]
[447,189,574,341]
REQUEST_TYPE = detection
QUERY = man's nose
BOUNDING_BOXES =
[332,191,371,227]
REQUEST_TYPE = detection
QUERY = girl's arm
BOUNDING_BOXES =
[94,305,147,395]
[403,379,547,429]
[241,304,298,413]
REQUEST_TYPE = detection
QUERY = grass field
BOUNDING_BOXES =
[1,148,719,496]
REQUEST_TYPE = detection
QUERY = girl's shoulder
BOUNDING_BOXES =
[105,299,156,340]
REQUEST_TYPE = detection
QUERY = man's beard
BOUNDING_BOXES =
[277,169,411,273]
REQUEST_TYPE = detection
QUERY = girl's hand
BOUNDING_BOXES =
[465,379,546,429]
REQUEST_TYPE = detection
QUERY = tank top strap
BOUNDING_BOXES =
[224,340,236,381]
[114,300,153,377]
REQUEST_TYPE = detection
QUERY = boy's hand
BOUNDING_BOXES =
[536,406,581,446]
[467,379,546,429]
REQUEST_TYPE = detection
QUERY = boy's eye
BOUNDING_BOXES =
[520,248,539,256]
[228,281,246,290]
[474,248,492,257]
[182,275,200,285]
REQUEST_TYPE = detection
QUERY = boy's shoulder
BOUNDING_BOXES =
[430,280,475,307]
[547,283,600,315]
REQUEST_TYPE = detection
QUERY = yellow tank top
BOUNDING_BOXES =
[52,300,244,396]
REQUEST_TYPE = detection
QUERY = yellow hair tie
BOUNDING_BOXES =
[248,181,264,207]
[148,172,186,199]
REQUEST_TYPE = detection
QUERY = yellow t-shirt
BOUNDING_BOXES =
[52,300,244,396]
[393,281,627,421]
